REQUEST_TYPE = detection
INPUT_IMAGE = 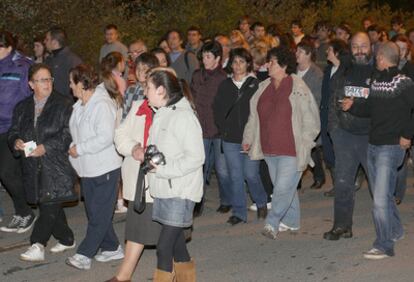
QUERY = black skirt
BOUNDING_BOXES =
[125,200,162,245]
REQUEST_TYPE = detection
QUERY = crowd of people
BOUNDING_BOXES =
[1,13,414,281]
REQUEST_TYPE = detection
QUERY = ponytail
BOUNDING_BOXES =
[100,52,123,107]
[178,79,195,110]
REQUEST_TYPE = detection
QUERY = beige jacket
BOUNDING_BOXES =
[242,75,320,171]
[114,100,153,202]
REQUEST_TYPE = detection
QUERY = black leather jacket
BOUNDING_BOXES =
[8,91,76,204]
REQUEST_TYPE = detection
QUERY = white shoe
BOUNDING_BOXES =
[363,248,390,260]
[50,241,76,253]
[249,202,271,211]
[20,243,45,262]
[94,245,124,262]
[66,253,91,270]
[278,222,300,232]
[261,224,278,240]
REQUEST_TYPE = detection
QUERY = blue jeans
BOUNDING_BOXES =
[330,128,369,229]
[265,156,302,229]
[222,141,267,221]
[203,138,231,206]
[395,152,408,201]
[367,144,405,256]
[78,168,120,258]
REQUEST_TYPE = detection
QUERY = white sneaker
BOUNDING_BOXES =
[261,224,278,240]
[66,253,91,270]
[94,245,124,262]
[278,222,300,232]
[50,241,76,253]
[363,248,390,260]
[249,202,272,211]
[20,243,45,262]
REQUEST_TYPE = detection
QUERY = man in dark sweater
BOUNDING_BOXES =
[323,32,374,241]
[44,27,82,97]
[343,42,414,259]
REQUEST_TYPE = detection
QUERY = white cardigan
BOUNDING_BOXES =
[147,98,204,202]
[69,83,122,177]
[114,100,153,202]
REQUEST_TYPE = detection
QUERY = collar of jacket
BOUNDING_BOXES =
[230,73,257,89]
[157,97,192,116]
[72,83,112,110]
[50,47,65,57]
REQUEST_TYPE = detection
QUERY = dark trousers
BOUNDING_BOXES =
[259,160,273,202]
[0,133,32,217]
[310,145,326,183]
[31,202,74,246]
[330,128,369,229]
[77,168,120,258]
[157,224,190,272]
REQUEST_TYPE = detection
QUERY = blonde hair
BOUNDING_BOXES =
[230,30,250,50]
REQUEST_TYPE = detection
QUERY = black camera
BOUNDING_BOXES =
[141,145,166,174]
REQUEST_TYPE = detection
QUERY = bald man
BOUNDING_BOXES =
[342,41,414,259]
[324,32,375,241]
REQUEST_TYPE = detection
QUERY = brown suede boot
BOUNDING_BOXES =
[174,260,196,282]
[153,269,176,282]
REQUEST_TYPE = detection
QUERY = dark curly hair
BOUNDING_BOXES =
[226,47,254,74]
[70,64,99,91]
[266,46,297,75]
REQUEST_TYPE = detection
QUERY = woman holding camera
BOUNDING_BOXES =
[106,56,162,282]
[144,68,204,281]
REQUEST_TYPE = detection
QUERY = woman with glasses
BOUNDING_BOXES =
[8,63,77,261]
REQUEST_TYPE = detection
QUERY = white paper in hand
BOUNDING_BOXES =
[24,141,37,157]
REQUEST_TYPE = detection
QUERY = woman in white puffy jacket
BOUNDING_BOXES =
[143,68,204,282]
[110,97,162,282]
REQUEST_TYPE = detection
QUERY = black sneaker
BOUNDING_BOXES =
[17,214,37,234]
[0,215,22,232]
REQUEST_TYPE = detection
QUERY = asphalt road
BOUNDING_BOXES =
[1,170,413,282]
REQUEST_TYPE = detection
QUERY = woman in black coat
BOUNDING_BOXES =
[8,63,77,262]
[213,48,268,226]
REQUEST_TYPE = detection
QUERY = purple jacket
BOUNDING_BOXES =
[191,66,227,138]
[0,51,32,134]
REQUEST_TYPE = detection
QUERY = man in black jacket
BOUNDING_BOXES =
[44,27,82,97]
[343,42,414,259]
[323,32,374,241]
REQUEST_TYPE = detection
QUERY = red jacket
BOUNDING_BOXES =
[191,66,227,138]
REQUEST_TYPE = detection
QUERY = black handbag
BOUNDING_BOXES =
[37,160,78,204]
[133,167,147,213]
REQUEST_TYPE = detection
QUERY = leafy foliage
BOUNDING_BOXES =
[0,0,412,64]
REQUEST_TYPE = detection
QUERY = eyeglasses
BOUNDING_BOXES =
[33,77,54,84]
